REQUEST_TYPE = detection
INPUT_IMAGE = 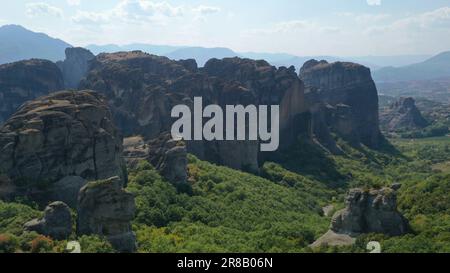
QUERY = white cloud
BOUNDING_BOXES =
[72,0,220,25]
[67,0,81,6]
[26,2,64,18]
[366,6,450,34]
[367,0,381,6]
[245,20,339,35]
[193,5,221,15]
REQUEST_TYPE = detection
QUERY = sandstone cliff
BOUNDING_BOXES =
[0,90,127,207]
[77,176,136,253]
[0,59,64,125]
[300,60,382,148]
[80,52,311,172]
[57,47,95,89]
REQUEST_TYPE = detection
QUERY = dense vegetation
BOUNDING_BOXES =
[0,136,449,253]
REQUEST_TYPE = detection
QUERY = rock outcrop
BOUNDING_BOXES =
[123,136,149,169]
[77,177,136,253]
[300,60,382,148]
[331,185,409,236]
[80,52,311,172]
[57,47,95,89]
[24,201,72,240]
[123,134,188,185]
[203,58,309,148]
[0,90,126,206]
[147,133,187,185]
[312,185,409,248]
[0,59,64,125]
[380,97,429,132]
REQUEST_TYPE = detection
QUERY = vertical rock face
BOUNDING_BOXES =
[0,59,64,125]
[203,58,308,146]
[77,177,136,253]
[380,97,429,132]
[24,201,72,240]
[147,133,187,185]
[300,60,382,148]
[80,52,310,172]
[331,186,409,236]
[0,90,126,206]
[57,47,95,89]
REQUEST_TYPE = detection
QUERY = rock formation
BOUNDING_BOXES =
[0,59,64,125]
[312,184,409,248]
[77,176,136,253]
[24,201,72,240]
[123,136,149,169]
[123,134,188,185]
[300,60,382,148]
[380,97,429,132]
[331,186,409,236]
[147,133,187,185]
[0,90,127,207]
[79,51,311,172]
[57,47,95,89]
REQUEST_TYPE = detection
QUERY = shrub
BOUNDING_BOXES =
[30,235,54,253]
[78,235,115,253]
[0,234,19,253]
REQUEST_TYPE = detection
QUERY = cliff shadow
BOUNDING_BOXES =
[262,136,347,188]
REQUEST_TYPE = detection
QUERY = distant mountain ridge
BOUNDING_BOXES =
[0,24,441,73]
[85,43,431,70]
[0,24,72,64]
[373,51,450,82]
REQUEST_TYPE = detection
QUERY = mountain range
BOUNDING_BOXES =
[1,24,448,83]
[0,24,71,64]
[373,51,450,82]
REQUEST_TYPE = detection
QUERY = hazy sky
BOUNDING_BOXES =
[1,0,450,56]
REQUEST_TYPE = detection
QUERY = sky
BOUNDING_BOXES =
[1,0,450,56]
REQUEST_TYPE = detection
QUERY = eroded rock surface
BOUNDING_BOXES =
[312,185,409,248]
[24,201,72,240]
[380,97,429,132]
[331,186,409,236]
[77,176,136,253]
[147,133,187,185]
[300,60,382,148]
[0,90,126,206]
[80,51,310,171]
[57,47,95,89]
[0,59,64,125]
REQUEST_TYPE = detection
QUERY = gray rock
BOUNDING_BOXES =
[77,176,136,253]
[56,47,95,89]
[0,59,64,126]
[147,133,188,185]
[0,90,127,206]
[80,52,310,172]
[380,97,429,132]
[24,201,72,240]
[300,60,382,148]
[310,230,356,248]
[331,187,409,236]
[49,176,87,208]
[123,136,149,169]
